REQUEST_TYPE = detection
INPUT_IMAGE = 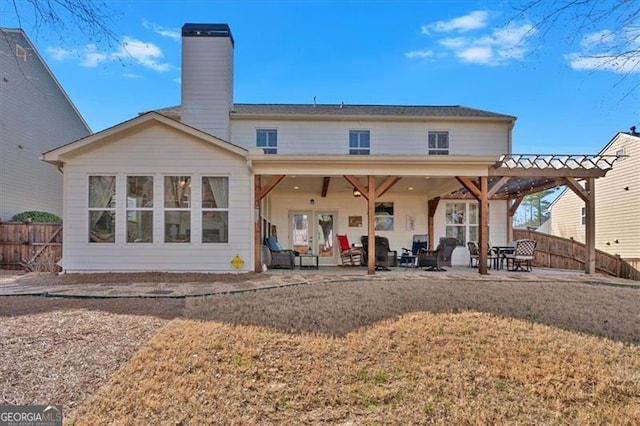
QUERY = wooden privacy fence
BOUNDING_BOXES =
[0,222,62,271]
[513,228,640,281]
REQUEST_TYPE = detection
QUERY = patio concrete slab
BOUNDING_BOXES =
[0,267,637,299]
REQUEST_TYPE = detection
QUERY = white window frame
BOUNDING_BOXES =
[349,130,370,155]
[581,206,586,226]
[126,175,154,243]
[428,131,449,155]
[257,129,277,154]
[88,175,116,243]
[202,176,230,243]
[445,202,483,246]
[164,175,192,243]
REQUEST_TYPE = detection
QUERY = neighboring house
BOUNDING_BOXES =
[545,130,640,259]
[0,28,91,221]
[41,23,613,273]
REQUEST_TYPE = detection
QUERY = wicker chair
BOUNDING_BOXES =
[418,237,458,271]
[265,236,295,269]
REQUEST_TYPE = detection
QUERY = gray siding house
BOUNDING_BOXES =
[0,28,91,221]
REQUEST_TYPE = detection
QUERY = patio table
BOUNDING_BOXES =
[492,245,515,270]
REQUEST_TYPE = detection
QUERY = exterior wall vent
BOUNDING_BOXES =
[16,44,27,62]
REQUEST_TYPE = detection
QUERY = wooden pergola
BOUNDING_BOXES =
[253,154,620,276]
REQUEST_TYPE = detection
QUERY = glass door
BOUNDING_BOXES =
[291,211,311,254]
[290,211,337,265]
[316,212,336,264]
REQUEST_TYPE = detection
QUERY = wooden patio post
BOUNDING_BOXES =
[585,177,596,274]
[254,175,262,273]
[367,175,376,275]
[478,176,489,275]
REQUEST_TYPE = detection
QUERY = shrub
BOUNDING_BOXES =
[10,211,62,223]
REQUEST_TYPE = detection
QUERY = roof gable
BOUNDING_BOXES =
[42,112,248,164]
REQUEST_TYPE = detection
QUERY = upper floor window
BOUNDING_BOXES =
[616,147,625,160]
[428,131,449,155]
[581,206,586,225]
[349,130,370,155]
[257,129,277,154]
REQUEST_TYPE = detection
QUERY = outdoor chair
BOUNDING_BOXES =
[265,236,295,269]
[400,234,428,268]
[360,236,398,270]
[418,237,458,271]
[504,239,537,272]
[467,241,479,268]
[337,234,363,266]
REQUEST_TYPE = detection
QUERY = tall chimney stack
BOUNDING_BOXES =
[181,23,234,141]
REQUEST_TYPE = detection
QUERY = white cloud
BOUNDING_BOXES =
[47,37,171,72]
[47,46,76,60]
[566,27,640,74]
[142,21,181,40]
[439,23,534,65]
[80,44,107,67]
[421,10,489,34]
[113,36,170,71]
[404,49,434,59]
[457,46,493,64]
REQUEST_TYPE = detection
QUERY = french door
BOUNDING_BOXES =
[290,211,337,265]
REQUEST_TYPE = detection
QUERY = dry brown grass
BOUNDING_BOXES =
[69,312,640,425]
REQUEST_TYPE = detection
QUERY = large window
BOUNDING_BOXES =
[88,176,116,243]
[428,131,449,155]
[127,176,153,243]
[375,202,394,231]
[349,130,370,155]
[257,129,277,154]
[445,202,479,246]
[164,176,191,243]
[202,176,229,243]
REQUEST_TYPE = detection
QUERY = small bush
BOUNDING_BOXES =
[10,211,62,223]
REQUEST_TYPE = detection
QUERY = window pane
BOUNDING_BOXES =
[127,176,153,208]
[89,176,115,208]
[202,211,229,243]
[165,211,190,242]
[446,203,465,224]
[445,226,465,246]
[89,211,115,243]
[469,225,478,243]
[202,177,229,208]
[257,131,266,146]
[127,211,153,243]
[469,203,478,225]
[164,176,191,208]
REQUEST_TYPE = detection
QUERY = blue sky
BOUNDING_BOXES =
[2,0,638,154]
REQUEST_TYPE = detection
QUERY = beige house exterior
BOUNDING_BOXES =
[42,23,618,274]
[545,131,640,259]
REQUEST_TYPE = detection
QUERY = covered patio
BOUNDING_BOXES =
[252,153,621,276]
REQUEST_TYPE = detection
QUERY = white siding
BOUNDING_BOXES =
[549,134,640,258]
[181,36,233,141]
[231,119,509,156]
[61,124,252,272]
[0,30,90,221]
[268,192,506,267]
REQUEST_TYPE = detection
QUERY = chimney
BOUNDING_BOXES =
[181,23,234,141]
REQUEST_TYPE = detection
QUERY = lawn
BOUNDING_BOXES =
[2,276,639,424]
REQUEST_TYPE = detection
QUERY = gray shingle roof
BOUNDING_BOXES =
[154,104,515,120]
